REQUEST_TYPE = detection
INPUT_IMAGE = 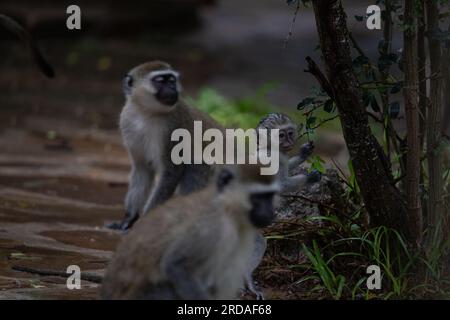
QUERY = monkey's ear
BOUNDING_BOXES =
[217,168,234,191]
[122,74,133,96]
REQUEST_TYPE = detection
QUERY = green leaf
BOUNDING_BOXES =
[389,102,400,119]
[353,55,369,68]
[324,99,335,113]
[307,155,326,174]
[370,94,380,113]
[297,97,315,110]
[362,91,371,107]
[378,53,398,72]
[306,116,317,127]
[390,82,403,94]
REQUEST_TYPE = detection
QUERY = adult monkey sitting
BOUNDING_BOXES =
[107,61,224,231]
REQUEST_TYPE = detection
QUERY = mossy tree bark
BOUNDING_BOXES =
[310,0,419,242]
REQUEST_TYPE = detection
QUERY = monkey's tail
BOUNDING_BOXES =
[0,13,55,78]
[12,265,103,284]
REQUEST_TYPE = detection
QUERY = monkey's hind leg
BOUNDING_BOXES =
[245,274,265,300]
[244,233,267,300]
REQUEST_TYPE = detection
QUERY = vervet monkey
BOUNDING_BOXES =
[101,164,280,300]
[244,113,322,299]
[108,61,224,231]
[256,112,321,192]
[0,14,54,77]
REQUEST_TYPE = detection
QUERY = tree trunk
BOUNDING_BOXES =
[418,2,427,151]
[444,29,450,139]
[403,0,423,244]
[310,0,413,240]
[424,0,445,249]
[442,37,450,240]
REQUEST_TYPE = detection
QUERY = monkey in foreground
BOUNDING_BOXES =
[244,113,322,299]
[101,164,280,300]
[0,14,54,78]
[107,61,224,231]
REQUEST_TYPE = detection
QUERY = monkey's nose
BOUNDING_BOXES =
[249,205,274,228]
[158,91,178,106]
[282,143,294,152]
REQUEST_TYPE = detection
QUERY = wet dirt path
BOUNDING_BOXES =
[0,124,128,299]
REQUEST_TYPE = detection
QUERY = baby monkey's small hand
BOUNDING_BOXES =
[299,141,315,160]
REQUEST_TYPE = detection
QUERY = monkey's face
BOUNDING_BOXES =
[248,191,276,228]
[257,113,298,154]
[150,71,180,106]
[277,126,296,153]
[217,166,279,229]
[123,62,182,113]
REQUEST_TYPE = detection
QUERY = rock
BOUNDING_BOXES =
[276,167,346,220]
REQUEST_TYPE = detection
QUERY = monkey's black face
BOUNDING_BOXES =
[152,74,179,106]
[278,128,296,153]
[249,192,275,228]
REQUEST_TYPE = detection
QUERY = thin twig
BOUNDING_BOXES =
[331,157,351,188]
[284,1,301,49]
[304,56,335,99]
[299,115,340,138]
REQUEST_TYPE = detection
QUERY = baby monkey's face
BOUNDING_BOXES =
[278,126,296,153]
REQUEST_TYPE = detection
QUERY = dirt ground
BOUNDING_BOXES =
[0,120,128,299]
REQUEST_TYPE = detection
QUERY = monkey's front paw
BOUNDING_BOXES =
[246,287,265,300]
[306,169,322,184]
[105,213,139,232]
[254,290,265,300]
[299,141,314,159]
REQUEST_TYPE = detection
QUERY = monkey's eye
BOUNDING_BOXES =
[288,130,294,137]
[168,76,176,83]
[217,169,234,191]
[154,76,165,83]
[279,132,285,139]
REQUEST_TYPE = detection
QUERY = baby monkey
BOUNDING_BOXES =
[101,164,280,300]
[244,113,322,299]
[256,112,321,192]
